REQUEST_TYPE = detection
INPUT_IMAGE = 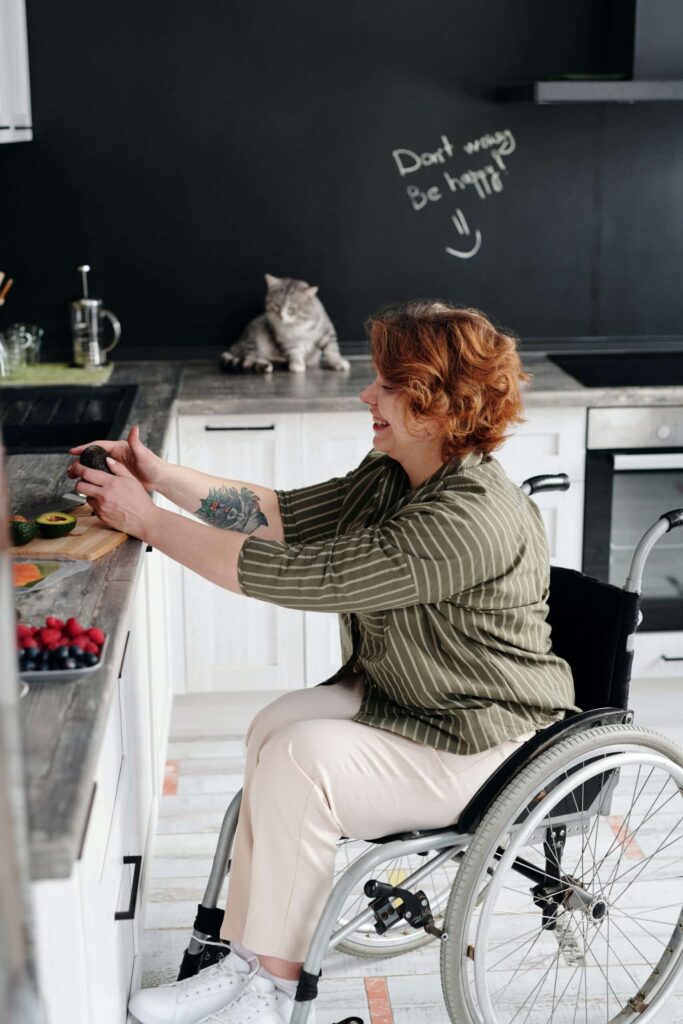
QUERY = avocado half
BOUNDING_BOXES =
[36,511,77,539]
[80,444,112,473]
[9,515,38,546]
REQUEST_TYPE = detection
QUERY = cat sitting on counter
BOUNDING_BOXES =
[219,274,351,374]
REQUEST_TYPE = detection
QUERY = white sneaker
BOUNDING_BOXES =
[198,973,316,1024]
[129,950,258,1024]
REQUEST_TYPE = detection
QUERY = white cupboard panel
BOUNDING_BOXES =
[496,407,587,484]
[0,0,32,143]
[177,415,304,691]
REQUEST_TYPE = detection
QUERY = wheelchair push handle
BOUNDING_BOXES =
[520,473,570,496]
[626,508,683,594]
[662,509,683,531]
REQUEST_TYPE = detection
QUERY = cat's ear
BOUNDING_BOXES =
[265,273,280,288]
[305,285,319,297]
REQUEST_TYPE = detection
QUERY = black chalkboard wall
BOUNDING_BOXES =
[2,0,682,359]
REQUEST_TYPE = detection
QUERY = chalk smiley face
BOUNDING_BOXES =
[445,208,482,259]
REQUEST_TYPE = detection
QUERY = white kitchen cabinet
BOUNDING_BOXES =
[496,406,587,570]
[177,414,305,691]
[32,554,170,1024]
[0,0,32,143]
[303,412,373,684]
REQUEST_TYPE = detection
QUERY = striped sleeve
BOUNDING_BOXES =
[237,484,514,613]
[274,450,376,544]
[275,475,352,545]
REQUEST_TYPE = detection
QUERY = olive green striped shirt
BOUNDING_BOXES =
[237,449,577,754]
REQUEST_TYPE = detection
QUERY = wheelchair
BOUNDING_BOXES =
[175,473,683,1024]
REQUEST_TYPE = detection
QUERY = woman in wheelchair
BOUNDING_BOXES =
[71,303,683,1024]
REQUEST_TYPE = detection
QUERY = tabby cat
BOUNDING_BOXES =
[220,274,350,374]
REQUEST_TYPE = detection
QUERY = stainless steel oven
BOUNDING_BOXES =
[583,406,683,632]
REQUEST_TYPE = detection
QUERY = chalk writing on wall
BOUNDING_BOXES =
[390,129,516,260]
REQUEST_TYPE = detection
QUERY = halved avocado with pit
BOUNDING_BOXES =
[36,511,77,539]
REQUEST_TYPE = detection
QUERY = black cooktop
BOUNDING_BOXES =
[549,351,683,388]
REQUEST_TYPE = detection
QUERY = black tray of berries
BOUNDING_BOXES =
[18,616,108,681]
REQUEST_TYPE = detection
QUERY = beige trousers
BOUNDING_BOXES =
[219,672,534,961]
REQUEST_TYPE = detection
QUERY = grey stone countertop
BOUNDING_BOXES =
[9,351,683,882]
[177,353,683,413]
[7,362,181,881]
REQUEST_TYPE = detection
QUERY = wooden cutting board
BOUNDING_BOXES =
[10,505,129,561]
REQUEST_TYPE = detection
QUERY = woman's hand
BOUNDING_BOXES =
[67,425,164,494]
[74,456,160,540]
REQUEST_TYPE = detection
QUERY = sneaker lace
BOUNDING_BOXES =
[175,950,248,995]
[206,975,286,1023]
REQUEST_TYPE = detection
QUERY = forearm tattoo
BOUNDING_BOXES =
[195,486,268,533]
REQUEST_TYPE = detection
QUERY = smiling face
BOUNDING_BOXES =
[358,372,445,486]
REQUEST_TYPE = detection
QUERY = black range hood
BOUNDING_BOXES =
[498,0,683,103]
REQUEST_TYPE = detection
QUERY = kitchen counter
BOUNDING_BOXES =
[177,354,683,413]
[7,362,182,880]
[10,351,683,882]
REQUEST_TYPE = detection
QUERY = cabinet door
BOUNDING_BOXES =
[177,414,304,691]
[302,412,372,684]
[0,0,32,143]
[495,407,586,570]
[144,544,173,793]
[117,576,153,858]
[496,407,587,485]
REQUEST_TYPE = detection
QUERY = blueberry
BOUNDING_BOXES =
[63,658,78,670]
[23,660,37,673]
[83,652,99,668]
[69,645,83,658]
[56,645,70,660]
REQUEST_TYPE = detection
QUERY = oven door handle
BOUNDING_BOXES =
[613,453,683,472]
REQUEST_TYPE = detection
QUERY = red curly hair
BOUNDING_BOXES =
[366,301,530,461]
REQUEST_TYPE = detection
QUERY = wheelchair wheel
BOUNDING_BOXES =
[440,725,683,1024]
[333,837,462,957]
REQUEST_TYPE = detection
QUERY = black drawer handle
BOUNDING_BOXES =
[661,655,683,662]
[205,425,274,431]
[115,855,142,921]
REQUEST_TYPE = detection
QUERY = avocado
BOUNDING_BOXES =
[36,511,77,539]
[10,515,38,546]
[80,444,112,474]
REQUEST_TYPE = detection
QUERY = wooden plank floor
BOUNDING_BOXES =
[135,679,683,1023]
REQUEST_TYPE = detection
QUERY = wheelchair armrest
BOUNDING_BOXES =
[455,707,633,835]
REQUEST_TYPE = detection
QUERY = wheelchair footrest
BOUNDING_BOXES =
[364,879,447,940]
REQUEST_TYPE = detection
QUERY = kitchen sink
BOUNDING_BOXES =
[0,384,138,454]
[549,351,683,388]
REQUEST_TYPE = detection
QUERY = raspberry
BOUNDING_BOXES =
[73,635,91,650]
[17,623,32,639]
[87,627,106,647]
[39,627,62,646]
[65,618,83,638]
[45,616,65,630]
[20,637,38,649]
[46,641,61,651]
[84,641,99,655]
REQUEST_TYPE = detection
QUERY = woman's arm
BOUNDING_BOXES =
[156,462,284,542]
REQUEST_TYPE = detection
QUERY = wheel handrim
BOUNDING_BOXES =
[464,748,683,1024]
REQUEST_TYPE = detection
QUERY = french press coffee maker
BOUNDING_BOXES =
[70,264,121,368]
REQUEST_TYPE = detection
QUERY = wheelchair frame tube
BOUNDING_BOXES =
[329,843,465,947]
[289,830,469,1024]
